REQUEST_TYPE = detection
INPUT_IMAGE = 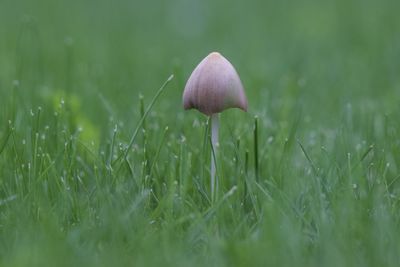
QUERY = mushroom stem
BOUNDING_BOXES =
[210,113,219,202]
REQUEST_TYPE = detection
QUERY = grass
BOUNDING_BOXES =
[1,0,400,266]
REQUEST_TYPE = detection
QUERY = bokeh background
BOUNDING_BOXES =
[1,0,399,126]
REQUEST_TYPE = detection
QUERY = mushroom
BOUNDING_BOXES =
[183,52,248,202]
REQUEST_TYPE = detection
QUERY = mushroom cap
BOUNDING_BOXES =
[183,52,248,116]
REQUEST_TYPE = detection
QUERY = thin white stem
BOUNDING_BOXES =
[210,113,219,202]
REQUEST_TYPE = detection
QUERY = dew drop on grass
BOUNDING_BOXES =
[180,135,186,143]
[192,119,200,128]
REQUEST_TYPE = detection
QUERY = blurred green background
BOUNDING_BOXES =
[1,0,399,124]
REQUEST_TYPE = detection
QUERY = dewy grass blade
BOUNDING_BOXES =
[112,74,174,166]
[107,124,118,169]
[254,116,259,182]
[350,144,374,172]
[297,139,318,176]
[0,127,11,156]
[149,126,169,177]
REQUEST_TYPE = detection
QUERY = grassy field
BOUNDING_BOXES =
[1,0,400,266]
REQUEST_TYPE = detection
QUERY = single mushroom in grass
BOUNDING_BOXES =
[183,52,248,202]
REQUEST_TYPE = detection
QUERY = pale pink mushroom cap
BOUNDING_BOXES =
[183,52,248,116]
